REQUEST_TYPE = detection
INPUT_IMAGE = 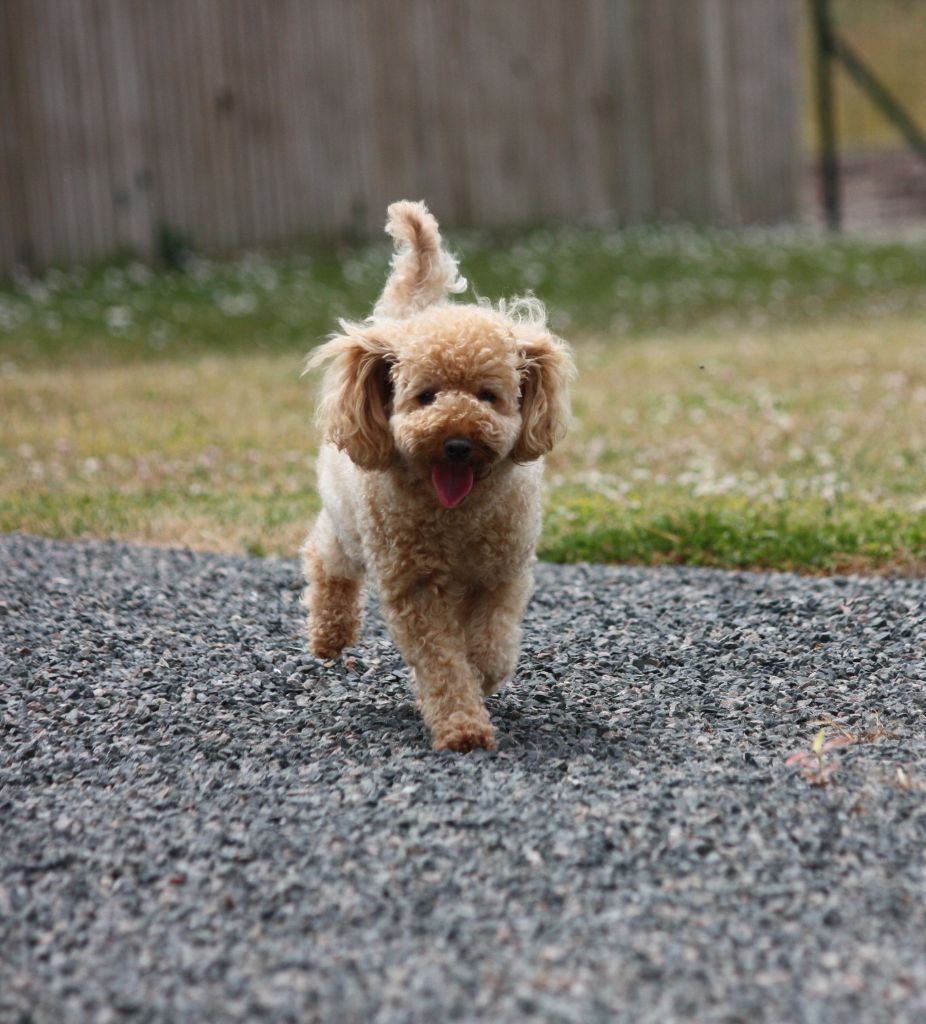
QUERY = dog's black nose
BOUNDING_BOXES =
[443,438,473,462]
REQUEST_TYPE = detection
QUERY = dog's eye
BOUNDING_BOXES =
[478,389,497,404]
[418,390,437,406]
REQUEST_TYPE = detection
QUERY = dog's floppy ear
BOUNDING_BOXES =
[305,323,396,470]
[511,328,575,463]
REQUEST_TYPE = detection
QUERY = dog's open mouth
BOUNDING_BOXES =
[431,463,475,508]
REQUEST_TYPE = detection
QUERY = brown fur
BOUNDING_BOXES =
[303,200,575,751]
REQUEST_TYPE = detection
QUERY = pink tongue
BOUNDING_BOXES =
[431,464,475,508]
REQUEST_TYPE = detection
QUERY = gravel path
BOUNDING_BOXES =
[2,533,925,1023]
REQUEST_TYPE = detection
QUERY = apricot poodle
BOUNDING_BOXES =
[303,200,575,751]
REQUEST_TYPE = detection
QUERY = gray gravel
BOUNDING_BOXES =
[1,533,925,1024]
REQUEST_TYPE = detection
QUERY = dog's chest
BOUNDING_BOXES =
[363,473,540,585]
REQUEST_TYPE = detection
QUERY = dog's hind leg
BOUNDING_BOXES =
[302,511,364,659]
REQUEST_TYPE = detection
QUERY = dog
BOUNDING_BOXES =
[302,200,574,751]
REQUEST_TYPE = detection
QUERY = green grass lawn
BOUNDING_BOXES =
[3,226,925,573]
[4,226,926,364]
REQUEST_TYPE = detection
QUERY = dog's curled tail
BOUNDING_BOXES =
[373,200,466,319]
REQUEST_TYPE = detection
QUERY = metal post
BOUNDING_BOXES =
[810,0,841,232]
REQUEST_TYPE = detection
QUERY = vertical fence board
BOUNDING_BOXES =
[700,0,735,224]
[101,0,155,258]
[725,0,800,225]
[610,0,654,223]
[0,2,27,269]
[135,0,193,250]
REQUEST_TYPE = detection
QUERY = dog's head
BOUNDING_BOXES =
[307,200,574,508]
[309,301,574,508]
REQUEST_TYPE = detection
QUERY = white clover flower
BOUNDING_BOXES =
[105,306,132,330]
[217,293,258,317]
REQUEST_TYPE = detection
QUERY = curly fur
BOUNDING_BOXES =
[303,200,575,751]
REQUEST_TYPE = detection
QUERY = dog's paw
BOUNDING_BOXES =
[432,711,497,753]
[309,619,357,660]
[310,638,346,660]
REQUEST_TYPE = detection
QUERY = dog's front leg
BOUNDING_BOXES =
[379,580,496,752]
[464,571,534,696]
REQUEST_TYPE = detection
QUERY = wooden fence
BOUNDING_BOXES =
[0,0,801,274]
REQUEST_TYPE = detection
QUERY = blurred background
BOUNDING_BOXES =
[2,0,925,571]
[1,0,800,271]
[1,0,925,271]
